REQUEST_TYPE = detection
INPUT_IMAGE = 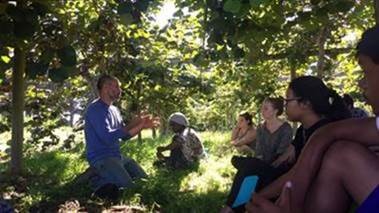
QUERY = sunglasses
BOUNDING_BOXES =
[284,97,301,104]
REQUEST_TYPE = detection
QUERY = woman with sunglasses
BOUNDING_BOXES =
[221,76,351,213]
[247,25,379,213]
[273,76,351,167]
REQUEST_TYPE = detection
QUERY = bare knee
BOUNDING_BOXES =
[320,141,379,203]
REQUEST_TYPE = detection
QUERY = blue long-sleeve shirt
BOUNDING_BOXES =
[84,99,131,165]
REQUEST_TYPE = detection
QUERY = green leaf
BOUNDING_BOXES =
[57,46,77,66]
[117,2,133,14]
[249,0,265,7]
[1,55,10,63]
[135,0,151,12]
[0,18,13,35]
[325,1,354,13]
[223,0,241,14]
[335,1,354,13]
[208,31,224,45]
[48,66,72,82]
[26,62,48,79]
[23,8,39,25]
[173,10,184,17]
[236,3,250,17]
[310,0,321,5]
[5,5,23,22]
[120,13,134,26]
[30,2,48,16]
[315,8,329,24]
[0,3,8,14]
[87,19,100,31]
[0,60,11,74]
[14,21,37,39]
[40,49,55,65]
[233,47,245,59]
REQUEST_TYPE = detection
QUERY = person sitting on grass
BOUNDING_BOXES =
[221,78,351,213]
[84,74,159,200]
[222,97,293,213]
[155,112,206,170]
[231,112,257,155]
[246,25,379,213]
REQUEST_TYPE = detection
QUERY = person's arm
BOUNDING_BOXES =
[232,126,241,140]
[234,128,257,146]
[157,135,182,153]
[259,127,304,196]
[292,118,379,207]
[125,115,160,138]
[86,109,131,143]
[272,145,296,167]
[276,125,293,155]
[254,127,263,159]
[246,181,294,213]
[124,116,143,131]
[260,117,379,210]
[271,124,293,166]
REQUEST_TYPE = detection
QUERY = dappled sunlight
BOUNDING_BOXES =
[101,131,235,211]
[1,0,374,212]
[0,132,11,165]
[25,151,87,184]
[0,131,237,211]
[180,157,234,194]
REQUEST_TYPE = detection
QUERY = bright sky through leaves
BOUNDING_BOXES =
[154,1,176,28]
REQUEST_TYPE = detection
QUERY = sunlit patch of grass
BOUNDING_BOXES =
[117,131,236,212]
[2,131,238,212]
[180,157,234,194]
[25,151,87,184]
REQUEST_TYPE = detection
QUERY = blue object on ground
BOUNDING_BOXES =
[232,175,259,208]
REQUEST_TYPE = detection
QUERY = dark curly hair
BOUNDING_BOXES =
[357,25,379,64]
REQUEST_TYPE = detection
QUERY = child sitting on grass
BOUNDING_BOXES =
[155,112,206,170]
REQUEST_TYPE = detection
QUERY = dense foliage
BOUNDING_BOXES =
[0,0,376,211]
[0,0,376,173]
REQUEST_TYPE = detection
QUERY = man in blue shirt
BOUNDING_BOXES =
[85,74,159,197]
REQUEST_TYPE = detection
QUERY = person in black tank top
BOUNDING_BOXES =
[246,25,379,213]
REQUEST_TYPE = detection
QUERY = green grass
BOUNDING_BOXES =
[0,130,239,212]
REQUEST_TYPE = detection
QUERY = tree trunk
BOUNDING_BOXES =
[160,118,168,136]
[138,132,142,142]
[290,61,296,80]
[375,0,379,24]
[316,27,327,78]
[10,47,26,176]
[152,128,157,138]
[136,83,142,143]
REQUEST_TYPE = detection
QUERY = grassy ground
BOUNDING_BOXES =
[0,130,239,212]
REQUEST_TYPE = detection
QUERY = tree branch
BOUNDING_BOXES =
[261,47,353,61]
